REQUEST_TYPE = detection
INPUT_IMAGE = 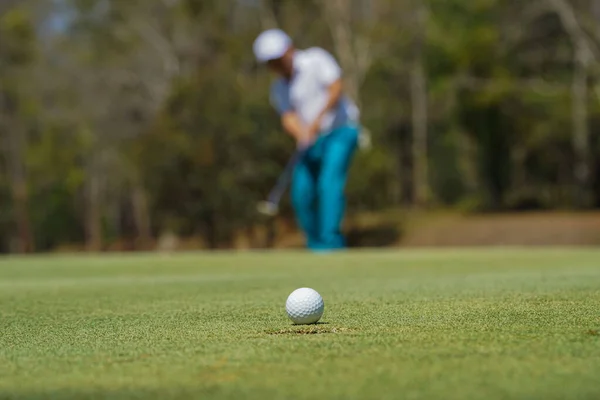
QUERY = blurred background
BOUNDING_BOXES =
[1,0,599,253]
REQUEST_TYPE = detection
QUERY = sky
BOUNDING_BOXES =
[39,0,72,35]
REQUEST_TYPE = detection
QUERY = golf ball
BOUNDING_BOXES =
[285,287,324,325]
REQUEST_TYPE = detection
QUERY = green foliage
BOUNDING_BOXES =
[0,0,599,251]
[0,8,35,66]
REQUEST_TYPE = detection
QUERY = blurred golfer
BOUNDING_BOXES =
[253,29,360,252]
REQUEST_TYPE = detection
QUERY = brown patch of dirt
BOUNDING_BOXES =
[401,212,600,247]
[266,325,354,335]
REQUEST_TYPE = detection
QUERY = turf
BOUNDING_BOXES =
[1,248,599,399]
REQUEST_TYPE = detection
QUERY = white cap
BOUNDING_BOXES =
[253,29,292,62]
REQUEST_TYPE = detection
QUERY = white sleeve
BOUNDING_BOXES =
[312,48,342,85]
[269,80,292,115]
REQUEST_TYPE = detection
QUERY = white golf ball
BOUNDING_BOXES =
[285,287,324,325]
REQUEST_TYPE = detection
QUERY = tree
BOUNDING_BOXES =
[0,5,37,252]
[549,0,594,207]
[410,0,429,207]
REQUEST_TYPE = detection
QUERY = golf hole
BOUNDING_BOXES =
[265,325,353,335]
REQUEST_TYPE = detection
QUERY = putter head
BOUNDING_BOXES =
[257,201,278,216]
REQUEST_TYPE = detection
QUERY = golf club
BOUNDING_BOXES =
[257,148,306,216]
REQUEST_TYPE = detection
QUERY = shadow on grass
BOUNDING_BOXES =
[265,323,354,336]
[0,387,234,400]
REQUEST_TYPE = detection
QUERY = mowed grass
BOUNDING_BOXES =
[1,248,599,400]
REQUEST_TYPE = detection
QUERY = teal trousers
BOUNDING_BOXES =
[291,124,359,251]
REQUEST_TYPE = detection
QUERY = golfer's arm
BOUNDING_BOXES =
[316,79,343,121]
[281,112,305,141]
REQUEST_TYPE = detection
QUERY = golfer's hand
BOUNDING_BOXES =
[296,134,311,150]
[307,116,323,139]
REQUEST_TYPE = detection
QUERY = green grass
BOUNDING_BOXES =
[1,248,599,399]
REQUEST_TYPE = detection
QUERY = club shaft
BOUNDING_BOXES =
[267,149,305,204]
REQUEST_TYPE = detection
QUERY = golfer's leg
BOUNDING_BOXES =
[291,158,319,249]
[317,125,359,250]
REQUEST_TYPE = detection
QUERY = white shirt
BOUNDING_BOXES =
[269,47,359,135]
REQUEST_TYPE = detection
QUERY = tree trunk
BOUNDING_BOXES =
[548,0,594,207]
[85,160,102,251]
[322,0,359,104]
[572,46,591,207]
[410,2,428,207]
[259,0,279,29]
[132,181,152,249]
[203,212,219,249]
[320,0,375,151]
[1,93,33,253]
[10,174,33,253]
